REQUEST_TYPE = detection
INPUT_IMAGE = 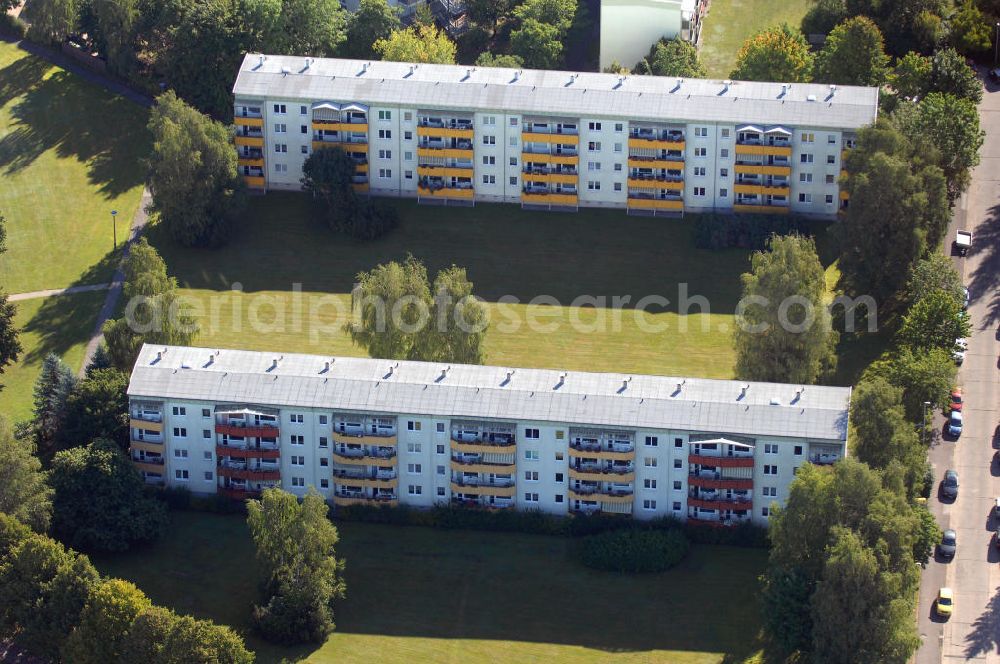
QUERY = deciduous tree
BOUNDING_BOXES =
[905,253,964,308]
[730,24,814,82]
[928,47,982,103]
[950,0,992,55]
[301,147,399,240]
[894,92,983,194]
[0,416,52,533]
[801,0,847,35]
[22,0,77,43]
[374,23,456,63]
[119,605,254,663]
[272,0,346,55]
[412,266,488,365]
[814,16,890,86]
[93,0,140,76]
[512,0,576,33]
[897,290,970,352]
[733,235,837,384]
[475,52,524,68]
[865,347,957,423]
[634,37,706,77]
[0,215,20,394]
[510,18,563,69]
[465,0,513,33]
[348,255,432,359]
[890,51,931,99]
[62,578,153,664]
[342,0,400,59]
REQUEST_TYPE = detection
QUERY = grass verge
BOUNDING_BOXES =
[698,0,814,78]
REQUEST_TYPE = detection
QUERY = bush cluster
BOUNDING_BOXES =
[577,528,690,573]
[693,213,814,250]
[0,13,28,38]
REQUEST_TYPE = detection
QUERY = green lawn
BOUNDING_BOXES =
[698,0,815,78]
[93,511,771,664]
[0,290,107,422]
[0,40,150,294]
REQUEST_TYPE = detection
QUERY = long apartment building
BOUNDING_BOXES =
[231,54,878,218]
[127,345,851,526]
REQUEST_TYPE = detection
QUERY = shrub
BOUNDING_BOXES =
[577,528,691,573]
[693,213,814,250]
[0,13,28,38]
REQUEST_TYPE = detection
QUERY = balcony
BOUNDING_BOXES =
[417,125,474,139]
[416,165,474,178]
[734,163,791,176]
[216,443,280,460]
[417,185,475,200]
[243,175,265,189]
[568,441,635,461]
[734,183,790,197]
[688,453,755,468]
[333,493,398,507]
[234,116,263,128]
[568,465,635,482]
[237,156,265,168]
[522,131,580,146]
[129,416,163,432]
[521,152,579,166]
[311,120,369,133]
[450,481,516,497]
[133,458,164,474]
[568,488,634,504]
[234,135,264,148]
[733,204,790,214]
[333,449,397,466]
[810,452,841,466]
[217,465,281,481]
[451,496,516,510]
[215,423,279,438]
[450,457,516,473]
[627,136,685,151]
[332,432,397,446]
[219,486,261,500]
[130,439,163,454]
[521,191,578,206]
[627,197,683,211]
[688,475,754,490]
[735,142,792,157]
[333,475,399,490]
[627,176,684,190]
[449,434,516,453]
[688,496,753,511]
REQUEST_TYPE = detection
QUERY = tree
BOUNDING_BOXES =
[810,528,919,664]
[22,0,77,42]
[465,0,513,33]
[301,147,399,240]
[93,0,140,76]
[848,377,925,496]
[58,368,130,451]
[348,255,432,359]
[247,488,346,644]
[894,92,983,194]
[475,52,524,68]
[890,51,931,99]
[271,0,347,55]
[951,0,992,55]
[912,503,941,563]
[928,48,982,103]
[411,266,488,364]
[0,416,52,533]
[50,439,168,552]
[147,91,245,247]
[814,16,890,86]
[0,216,21,393]
[0,534,99,659]
[801,0,847,35]
[633,37,706,77]
[373,24,456,63]
[897,290,970,352]
[342,0,400,59]
[62,578,153,664]
[733,235,837,384]
[730,24,814,82]
[865,347,956,423]
[512,0,577,33]
[0,513,32,560]
[31,353,77,462]
[118,605,254,663]
[510,18,563,69]
[905,253,964,308]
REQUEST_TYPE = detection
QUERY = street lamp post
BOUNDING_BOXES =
[922,400,932,445]
[111,210,118,250]
[995,23,999,66]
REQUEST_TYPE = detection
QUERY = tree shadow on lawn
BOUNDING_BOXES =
[0,61,149,199]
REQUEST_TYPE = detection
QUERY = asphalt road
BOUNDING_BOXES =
[915,71,1000,664]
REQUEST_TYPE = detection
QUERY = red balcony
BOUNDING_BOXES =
[217,466,281,481]
[215,423,280,438]
[688,454,755,468]
[688,497,753,511]
[688,476,753,490]
[219,486,261,500]
[216,444,280,460]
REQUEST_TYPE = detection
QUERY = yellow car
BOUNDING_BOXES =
[936,587,954,618]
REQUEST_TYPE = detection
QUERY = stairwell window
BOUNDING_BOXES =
[407,463,422,474]
[378,110,391,120]
[407,442,421,453]
[524,450,540,461]
[273,104,286,114]
[673,459,683,469]
[174,449,188,458]
[643,500,657,510]
[408,485,422,495]
[292,477,305,487]
[172,407,186,416]
[524,493,539,502]
[764,465,778,475]
[694,127,708,137]
[378,129,392,139]
[482,135,496,145]
[524,471,539,481]
[172,427,187,438]
[644,479,657,489]
[645,436,658,447]
[643,457,657,467]
[175,470,189,480]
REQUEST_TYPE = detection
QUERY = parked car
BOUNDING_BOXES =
[950,387,963,412]
[938,529,957,560]
[948,411,964,438]
[955,230,972,256]
[990,68,1000,82]
[936,587,954,618]
[963,286,970,309]
[994,497,1000,520]
[954,338,968,365]
[994,526,1000,549]
[941,470,959,498]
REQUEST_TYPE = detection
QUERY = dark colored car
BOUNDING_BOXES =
[941,470,959,499]
[939,529,957,560]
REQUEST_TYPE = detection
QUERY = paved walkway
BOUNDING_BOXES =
[8,283,110,301]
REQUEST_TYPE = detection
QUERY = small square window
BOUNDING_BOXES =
[672,481,682,490]
[320,479,329,489]
[436,444,445,454]
[436,423,445,433]
[673,459,682,469]
[672,501,681,511]
[201,408,211,418]
[674,438,683,448]
[436,486,445,496]
[555,472,564,482]
[555,494,564,503]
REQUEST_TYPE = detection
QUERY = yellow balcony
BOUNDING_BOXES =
[353,183,369,193]
[418,186,474,199]
[523,171,578,184]
[343,143,368,154]
[450,460,516,473]
[734,204,790,214]
[417,126,474,139]
[130,440,163,454]
[627,198,683,211]
[449,439,517,455]
[332,453,396,467]
[568,468,635,483]
[521,192,578,205]
[840,169,848,179]
[129,418,163,433]
[417,147,474,159]
[133,460,165,474]
[734,163,790,176]
[627,178,683,190]
[840,190,850,200]
[522,131,580,145]
[334,477,398,490]
[311,121,369,133]
[355,163,368,174]
[450,482,516,498]
[521,152,579,166]
[333,495,398,507]
[234,135,263,148]
[567,446,635,461]
[568,490,634,505]
[238,157,264,168]
[332,433,397,446]
[627,138,685,151]
[734,183,763,195]
[735,144,792,157]
[243,176,265,189]
[841,149,850,161]
[416,165,474,178]
[627,158,684,170]
[234,116,263,128]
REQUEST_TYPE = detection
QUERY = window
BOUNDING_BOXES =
[801,132,815,143]
[674,438,684,448]
[613,162,622,172]
[555,494,564,503]
[720,148,729,158]
[436,486,445,496]
[673,459,683,469]
[799,173,813,183]
[172,406,186,416]
[482,135,496,145]
[643,499,657,510]
[300,125,307,134]
[404,131,412,140]
[794,466,800,475]
[643,457,657,467]
[204,451,212,460]
[614,182,622,191]
[825,174,835,184]
[524,450,540,461]
[300,145,308,154]
[764,443,777,455]
[172,427,187,437]
[509,157,518,166]
[482,174,496,184]
[509,176,517,186]
[798,193,812,203]
[292,477,305,487]
[762,506,770,517]
[763,486,777,497]
[644,479,657,489]
[555,452,564,461]
[672,481,682,490]
[672,501,682,511]
[273,104,286,114]
[290,414,304,423]
[509,136,518,146]
[202,429,211,439]
[693,187,706,196]
[693,166,706,176]
[175,470,189,480]
[555,430,564,440]
[408,485,422,495]
[407,463,422,474]
[378,149,392,159]
[827,154,836,164]
[291,455,304,466]
[794,445,803,456]
[694,147,707,157]
[764,465,778,475]
[378,129,392,139]
[523,492,539,502]
[201,408,211,417]
[800,153,814,163]
[613,142,623,153]
[524,471,539,481]
[404,170,413,180]
[645,436,658,447]
[588,141,601,152]
[483,115,495,125]
[825,194,834,204]
[721,128,730,138]
[204,471,213,481]
[587,181,601,191]
[378,110,391,120]
[273,163,288,173]
[482,155,495,165]
[525,428,540,439]
[720,168,728,177]
[274,123,286,133]
[407,442,422,453]
[436,443,445,454]
[587,161,602,171]
[555,472,563,482]
[320,479,329,489]
[828,134,837,144]
[436,423,445,433]
[290,435,304,445]
[407,420,421,431]
[436,465,445,475]
[299,105,307,115]
[320,457,329,467]
[174,449,188,458]
[319,437,328,448]
[509,117,518,126]
[720,188,728,197]
[274,144,287,153]
[695,127,708,137]
[588,121,602,131]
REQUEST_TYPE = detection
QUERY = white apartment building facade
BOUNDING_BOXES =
[127,345,851,527]
[232,54,877,218]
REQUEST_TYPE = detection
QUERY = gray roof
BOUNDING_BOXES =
[128,345,851,442]
[232,54,878,130]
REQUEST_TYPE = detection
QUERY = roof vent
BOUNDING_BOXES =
[740,384,750,398]
[304,57,312,69]
[408,64,417,76]
[504,370,515,384]
[829,84,837,96]
[206,354,214,366]
[270,358,279,370]
[807,94,817,102]
[180,361,191,369]
[568,73,578,85]
[770,397,782,405]
[440,365,451,379]
[280,66,291,76]
[723,79,732,93]
[780,83,787,96]
[258,55,265,67]
[154,351,162,363]
[323,361,330,373]
[361,62,370,74]
[676,379,685,392]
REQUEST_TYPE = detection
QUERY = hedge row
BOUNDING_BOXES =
[577,528,691,573]
[693,213,814,250]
